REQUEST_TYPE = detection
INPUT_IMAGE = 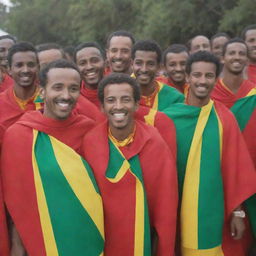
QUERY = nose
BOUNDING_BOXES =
[114,99,122,109]
[115,50,122,59]
[22,65,29,73]
[176,64,182,71]
[62,88,71,100]
[198,75,207,84]
[85,61,93,70]
[140,63,147,72]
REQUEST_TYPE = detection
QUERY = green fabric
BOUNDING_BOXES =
[106,139,151,256]
[245,195,256,238]
[158,83,184,111]
[35,132,104,256]
[231,95,256,131]
[164,103,224,249]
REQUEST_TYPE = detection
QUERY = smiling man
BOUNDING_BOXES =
[1,59,104,255]
[106,30,135,75]
[188,35,211,54]
[132,40,184,111]
[163,51,256,256]
[211,38,255,108]
[74,42,105,108]
[157,44,189,94]
[82,73,178,256]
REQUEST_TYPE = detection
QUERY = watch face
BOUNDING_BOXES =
[233,210,245,218]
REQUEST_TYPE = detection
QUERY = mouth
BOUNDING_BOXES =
[196,85,208,93]
[231,61,243,68]
[84,71,98,80]
[112,59,124,66]
[56,101,73,111]
[112,112,127,121]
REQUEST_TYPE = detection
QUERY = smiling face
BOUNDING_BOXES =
[211,36,229,60]
[10,51,38,89]
[0,38,15,69]
[165,51,188,85]
[40,67,81,120]
[107,36,133,73]
[190,36,211,54]
[187,61,217,104]
[76,47,105,89]
[102,82,138,138]
[223,42,248,75]
[244,29,256,63]
[132,50,159,88]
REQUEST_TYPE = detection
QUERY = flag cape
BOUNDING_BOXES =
[0,73,14,93]
[80,81,101,108]
[163,101,256,256]
[82,120,178,256]
[211,79,255,109]
[32,130,104,255]
[106,137,151,256]
[156,76,189,94]
[140,81,184,111]
[247,63,256,84]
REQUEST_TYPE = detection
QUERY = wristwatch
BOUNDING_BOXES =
[233,210,246,218]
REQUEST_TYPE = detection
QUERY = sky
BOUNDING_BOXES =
[0,0,12,7]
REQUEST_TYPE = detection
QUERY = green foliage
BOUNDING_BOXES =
[3,0,256,48]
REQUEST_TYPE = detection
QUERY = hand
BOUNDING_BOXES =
[230,215,245,240]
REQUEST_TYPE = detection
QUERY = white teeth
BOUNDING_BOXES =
[87,72,96,76]
[57,102,69,107]
[114,113,125,117]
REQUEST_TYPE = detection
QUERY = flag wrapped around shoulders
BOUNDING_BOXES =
[163,100,256,256]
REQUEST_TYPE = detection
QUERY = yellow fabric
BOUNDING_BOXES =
[13,87,40,110]
[246,87,256,96]
[144,108,157,126]
[182,245,224,256]
[32,130,59,256]
[181,100,213,249]
[49,136,104,238]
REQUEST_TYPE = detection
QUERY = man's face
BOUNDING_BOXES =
[102,82,138,134]
[211,36,229,60]
[165,51,188,85]
[190,36,211,54]
[10,51,38,88]
[0,38,15,70]
[223,42,248,75]
[38,49,64,69]
[244,29,256,63]
[107,36,133,73]
[41,68,81,120]
[133,50,159,87]
[187,61,217,100]
[76,47,105,88]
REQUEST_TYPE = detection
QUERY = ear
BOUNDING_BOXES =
[39,87,45,100]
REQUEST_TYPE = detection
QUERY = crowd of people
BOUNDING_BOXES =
[0,24,256,256]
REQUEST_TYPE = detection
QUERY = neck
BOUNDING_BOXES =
[222,69,244,93]
[85,83,98,90]
[187,92,210,107]
[109,120,135,141]
[13,84,36,100]
[173,79,186,87]
[140,81,156,96]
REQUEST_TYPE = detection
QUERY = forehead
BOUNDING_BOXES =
[12,51,37,63]
[134,50,158,61]
[77,47,102,59]
[166,51,188,62]
[192,36,209,46]
[0,38,15,48]
[212,36,229,46]
[226,42,247,52]
[109,36,132,49]
[104,82,133,97]
[245,29,256,39]
[47,68,80,84]
[38,49,63,62]
[190,61,216,73]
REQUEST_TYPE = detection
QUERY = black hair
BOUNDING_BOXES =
[241,24,256,40]
[39,59,80,88]
[131,40,162,63]
[98,72,140,104]
[185,51,221,77]
[106,30,135,49]
[0,34,17,43]
[222,37,248,56]
[8,41,38,67]
[210,32,230,44]
[162,44,189,65]
[36,43,66,58]
[73,42,105,63]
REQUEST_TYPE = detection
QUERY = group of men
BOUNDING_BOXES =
[0,24,256,256]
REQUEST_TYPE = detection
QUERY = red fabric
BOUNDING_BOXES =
[0,111,94,255]
[80,81,101,109]
[156,76,188,94]
[135,105,177,159]
[211,79,255,108]
[247,63,256,84]
[82,120,178,256]
[214,102,256,256]
[0,73,13,93]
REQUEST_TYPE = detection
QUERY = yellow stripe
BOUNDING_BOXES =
[49,136,104,239]
[246,87,256,97]
[107,160,130,182]
[35,102,42,110]
[32,130,59,256]
[181,100,213,249]
[182,245,224,256]
[152,81,164,110]
[134,178,144,256]
[214,106,223,157]
[144,108,157,126]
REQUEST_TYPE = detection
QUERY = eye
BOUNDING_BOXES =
[70,86,80,92]
[28,62,37,68]
[105,97,115,103]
